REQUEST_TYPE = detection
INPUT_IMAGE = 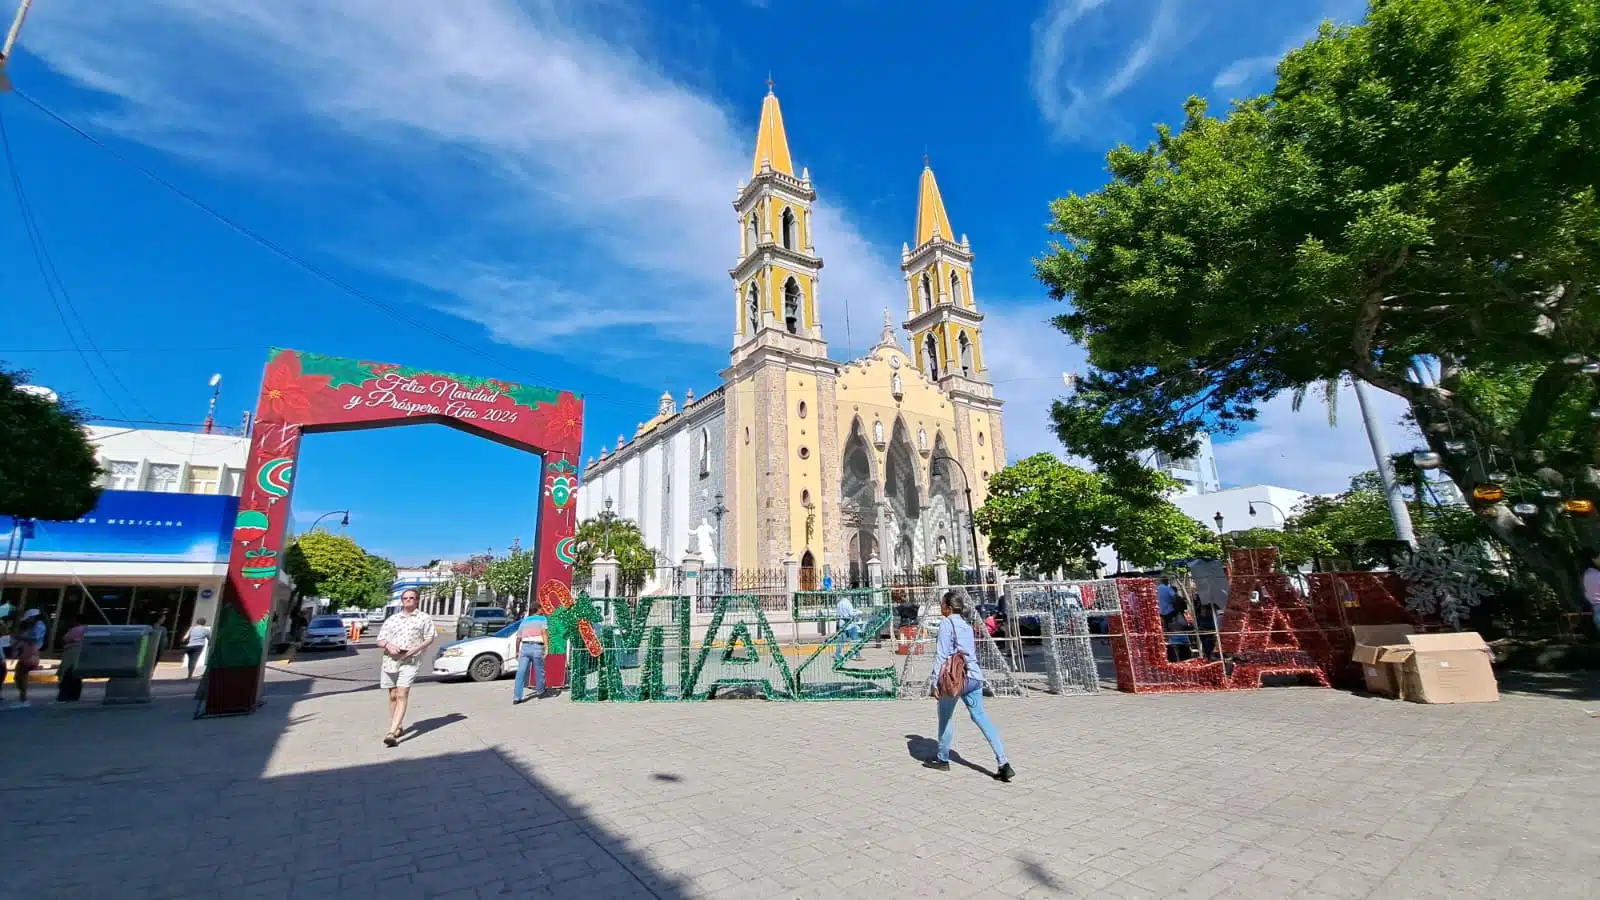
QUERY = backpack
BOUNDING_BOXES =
[934,617,969,697]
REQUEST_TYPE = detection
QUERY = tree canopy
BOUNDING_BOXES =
[1038,0,1600,601]
[283,531,394,609]
[0,364,102,521]
[973,454,1217,576]
[572,515,658,595]
[484,543,534,606]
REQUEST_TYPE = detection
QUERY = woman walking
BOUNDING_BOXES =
[57,615,87,703]
[182,617,211,679]
[924,590,1014,782]
[4,609,45,708]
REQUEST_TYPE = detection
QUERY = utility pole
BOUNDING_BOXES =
[0,0,35,93]
[1353,378,1417,546]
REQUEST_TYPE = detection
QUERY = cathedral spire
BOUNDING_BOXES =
[914,162,953,247]
[752,83,795,177]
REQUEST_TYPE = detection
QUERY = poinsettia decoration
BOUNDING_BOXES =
[259,353,325,420]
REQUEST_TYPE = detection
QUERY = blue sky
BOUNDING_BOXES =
[0,0,1414,563]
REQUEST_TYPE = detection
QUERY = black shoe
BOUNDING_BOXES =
[994,763,1015,783]
[922,759,950,771]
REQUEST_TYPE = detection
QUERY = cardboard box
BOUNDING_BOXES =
[1351,624,1418,698]
[1394,632,1499,704]
[1349,626,1498,703]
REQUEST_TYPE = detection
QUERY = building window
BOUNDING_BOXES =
[924,334,940,380]
[958,332,973,376]
[146,463,180,493]
[744,427,751,445]
[978,431,985,446]
[798,446,810,460]
[222,467,244,496]
[106,460,139,491]
[920,273,932,309]
[781,207,796,250]
[797,401,807,419]
[801,489,812,507]
[185,465,221,495]
[746,213,758,254]
[951,271,964,306]
[783,278,801,335]
[699,428,711,476]
[747,283,760,335]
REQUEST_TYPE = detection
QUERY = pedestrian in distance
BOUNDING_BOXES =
[375,589,436,746]
[3,609,45,709]
[56,615,87,703]
[511,609,549,703]
[182,617,211,679]
[924,590,1014,782]
[834,592,862,662]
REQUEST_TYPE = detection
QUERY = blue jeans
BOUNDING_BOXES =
[514,643,545,701]
[835,623,862,660]
[937,683,1007,766]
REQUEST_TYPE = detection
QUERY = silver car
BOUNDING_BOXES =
[300,615,350,651]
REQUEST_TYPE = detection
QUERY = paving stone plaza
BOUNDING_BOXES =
[7,645,1598,899]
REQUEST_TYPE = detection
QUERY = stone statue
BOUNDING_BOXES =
[691,518,718,568]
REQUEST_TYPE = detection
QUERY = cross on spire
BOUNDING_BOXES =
[766,72,775,94]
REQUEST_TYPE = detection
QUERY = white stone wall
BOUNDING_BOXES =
[86,426,250,496]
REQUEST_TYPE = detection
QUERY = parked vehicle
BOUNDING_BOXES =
[301,615,350,651]
[433,622,520,682]
[339,611,368,637]
[455,606,511,640]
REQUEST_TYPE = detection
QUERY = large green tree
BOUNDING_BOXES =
[0,365,102,520]
[572,516,657,595]
[1038,0,1600,603]
[283,531,392,609]
[973,454,1217,575]
[484,543,534,606]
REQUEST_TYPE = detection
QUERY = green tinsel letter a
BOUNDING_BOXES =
[720,621,760,665]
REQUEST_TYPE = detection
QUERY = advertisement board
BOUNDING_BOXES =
[17,490,237,563]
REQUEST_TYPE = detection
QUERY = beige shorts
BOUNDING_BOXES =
[380,655,420,689]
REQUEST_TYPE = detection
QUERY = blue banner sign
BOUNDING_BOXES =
[14,490,237,563]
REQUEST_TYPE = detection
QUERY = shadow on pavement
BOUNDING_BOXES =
[400,712,467,742]
[904,733,993,776]
[1496,670,1600,702]
[11,674,691,898]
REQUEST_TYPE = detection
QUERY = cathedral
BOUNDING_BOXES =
[574,86,1007,585]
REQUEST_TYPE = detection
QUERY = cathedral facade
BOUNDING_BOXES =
[575,87,1006,585]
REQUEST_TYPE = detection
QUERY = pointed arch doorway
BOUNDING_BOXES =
[198,348,584,717]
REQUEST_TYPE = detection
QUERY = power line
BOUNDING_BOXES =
[0,103,143,418]
[0,345,270,354]
[9,88,539,383]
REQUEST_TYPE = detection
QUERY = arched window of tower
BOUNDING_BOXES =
[950,271,964,306]
[747,283,760,335]
[959,332,973,377]
[920,273,932,309]
[746,213,758,254]
[924,334,940,380]
[781,207,796,250]
[784,278,802,335]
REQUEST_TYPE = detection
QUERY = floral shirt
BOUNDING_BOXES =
[377,610,436,654]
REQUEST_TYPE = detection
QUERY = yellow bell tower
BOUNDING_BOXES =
[723,84,840,572]
[903,161,985,384]
[902,161,1005,511]
[729,82,825,355]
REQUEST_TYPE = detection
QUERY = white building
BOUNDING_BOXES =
[88,426,249,496]
[1142,432,1222,496]
[1172,484,1313,534]
[1,426,285,653]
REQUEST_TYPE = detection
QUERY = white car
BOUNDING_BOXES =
[301,615,350,651]
[432,622,521,683]
[339,612,367,637]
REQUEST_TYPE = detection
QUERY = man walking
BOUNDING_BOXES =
[375,589,435,746]
[511,609,548,703]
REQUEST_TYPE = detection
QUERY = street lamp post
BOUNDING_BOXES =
[307,510,350,533]
[711,491,728,593]
[931,455,984,577]
[1247,500,1289,527]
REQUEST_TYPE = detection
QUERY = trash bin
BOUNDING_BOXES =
[76,625,160,704]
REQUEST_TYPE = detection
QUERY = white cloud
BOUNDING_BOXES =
[1211,380,1422,495]
[1211,54,1278,90]
[20,0,905,362]
[1209,1,1367,95]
